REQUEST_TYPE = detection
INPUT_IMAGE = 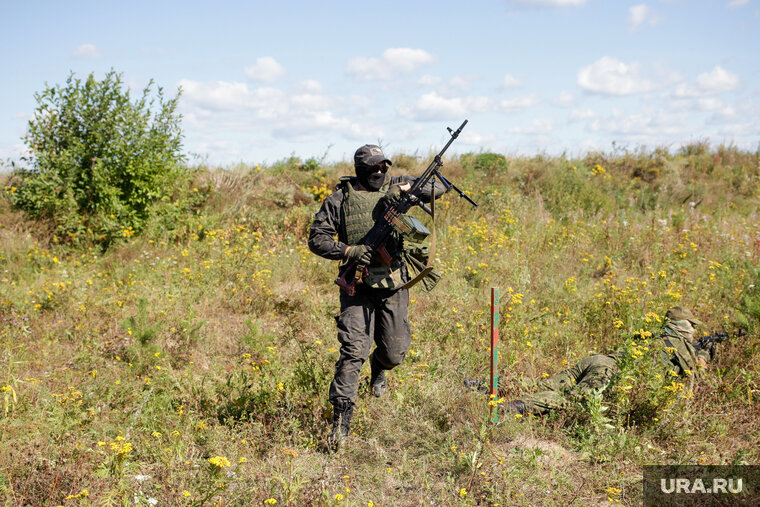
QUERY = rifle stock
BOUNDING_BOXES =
[336,261,364,296]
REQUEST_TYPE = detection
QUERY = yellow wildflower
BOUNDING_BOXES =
[209,456,231,468]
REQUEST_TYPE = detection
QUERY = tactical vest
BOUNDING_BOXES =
[341,176,389,245]
[340,177,405,290]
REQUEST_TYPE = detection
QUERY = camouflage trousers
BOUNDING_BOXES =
[517,354,619,415]
[328,286,411,405]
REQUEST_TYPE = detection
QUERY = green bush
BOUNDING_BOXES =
[462,152,508,173]
[520,160,616,217]
[10,70,186,247]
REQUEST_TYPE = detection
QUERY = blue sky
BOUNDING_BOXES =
[1,0,758,166]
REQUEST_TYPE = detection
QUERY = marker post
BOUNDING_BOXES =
[490,287,500,424]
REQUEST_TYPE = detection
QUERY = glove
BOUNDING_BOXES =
[346,245,373,265]
[380,184,404,209]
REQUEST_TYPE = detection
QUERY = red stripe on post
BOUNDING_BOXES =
[490,287,500,423]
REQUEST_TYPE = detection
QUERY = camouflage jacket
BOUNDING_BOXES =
[307,175,444,261]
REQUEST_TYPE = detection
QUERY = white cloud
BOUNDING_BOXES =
[290,92,332,111]
[383,48,435,71]
[628,4,649,30]
[178,79,289,119]
[345,58,384,80]
[297,80,324,93]
[272,112,375,142]
[508,0,586,6]
[708,106,740,123]
[509,118,554,135]
[728,0,749,7]
[177,78,376,147]
[250,88,291,119]
[418,75,442,86]
[696,66,740,92]
[596,108,690,137]
[706,97,758,124]
[245,57,285,83]
[418,75,478,95]
[179,80,252,111]
[714,122,760,137]
[578,138,602,153]
[460,131,496,146]
[501,74,522,89]
[449,75,476,92]
[399,92,491,121]
[347,48,435,81]
[674,66,740,97]
[554,91,575,107]
[345,94,375,110]
[72,44,101,59]
[410,93,470,119]
[569,108,596,121]
[627,4,663,30]
[697,98,726,111]
[577,57,658,95]
[188,138,245,162]
[498,94,540,112]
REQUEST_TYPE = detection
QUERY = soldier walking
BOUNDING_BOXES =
[308,145,443,447]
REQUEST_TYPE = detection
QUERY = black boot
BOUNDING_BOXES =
[369,354,387,398]
[328,399,354,449]
[503,400,526,415]
[463,378,489,394]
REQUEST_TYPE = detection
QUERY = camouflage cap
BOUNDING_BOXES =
[354,144,392,167]
[665,306,702,325]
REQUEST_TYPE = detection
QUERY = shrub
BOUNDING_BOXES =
[461,152,508,174]
[10,70,186,247]
[520,160,615,217]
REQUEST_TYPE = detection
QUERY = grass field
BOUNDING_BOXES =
[1,143,759,505]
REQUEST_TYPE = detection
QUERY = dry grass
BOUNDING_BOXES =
[0,146,759,505]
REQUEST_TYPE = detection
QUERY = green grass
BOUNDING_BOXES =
[1,145,759,505]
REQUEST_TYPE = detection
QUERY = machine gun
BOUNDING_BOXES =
[336,120,477,296]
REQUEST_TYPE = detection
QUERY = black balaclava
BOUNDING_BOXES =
[356,164,386,191]
[353,144,392,191]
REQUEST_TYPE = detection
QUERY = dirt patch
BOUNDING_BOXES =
[502,435,578,465]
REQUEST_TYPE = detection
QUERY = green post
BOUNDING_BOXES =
[490,287,500,424]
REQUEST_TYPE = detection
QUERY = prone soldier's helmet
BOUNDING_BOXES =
[665,306,702,326]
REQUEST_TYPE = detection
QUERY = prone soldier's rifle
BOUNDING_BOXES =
[336,119,477,296]
[692,329,747,359]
